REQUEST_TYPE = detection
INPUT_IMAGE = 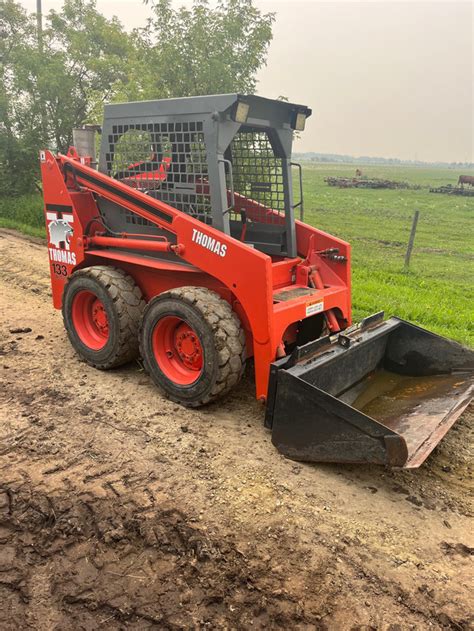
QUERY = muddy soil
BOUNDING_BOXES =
[0,229,472,630]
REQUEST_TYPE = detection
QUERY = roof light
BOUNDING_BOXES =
[234,101,250,124]
[294,112,306,131]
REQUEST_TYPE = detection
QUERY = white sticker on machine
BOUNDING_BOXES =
[306,299,324,317]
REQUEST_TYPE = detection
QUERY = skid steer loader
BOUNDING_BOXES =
[40,94,473,468]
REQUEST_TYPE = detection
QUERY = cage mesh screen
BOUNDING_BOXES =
[228,131,285,224]
[106,122,211,223]
[124,210,153,227]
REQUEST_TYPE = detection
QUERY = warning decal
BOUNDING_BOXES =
[306,298,324,317]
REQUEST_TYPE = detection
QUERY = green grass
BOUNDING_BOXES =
[0,193,45,238]
[299,163,474,346]
[1,163,473,345]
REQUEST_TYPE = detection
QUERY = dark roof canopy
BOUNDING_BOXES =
[104,94,312,124]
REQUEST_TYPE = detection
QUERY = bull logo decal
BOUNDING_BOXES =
[47,210,77,267]
[47,213,74,250]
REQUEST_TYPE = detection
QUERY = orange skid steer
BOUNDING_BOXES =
[40,95,473,468]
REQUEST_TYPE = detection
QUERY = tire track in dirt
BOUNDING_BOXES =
[0,233,51,297]
[1,229,473,629]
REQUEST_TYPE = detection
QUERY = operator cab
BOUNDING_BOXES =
[98,94,311,259]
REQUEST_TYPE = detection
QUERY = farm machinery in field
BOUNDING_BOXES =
[40,94,473,468]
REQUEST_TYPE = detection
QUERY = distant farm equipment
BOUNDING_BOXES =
[430,184,474,197]
[325,176,413,190]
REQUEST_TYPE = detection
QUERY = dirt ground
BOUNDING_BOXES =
[0,229,472,630]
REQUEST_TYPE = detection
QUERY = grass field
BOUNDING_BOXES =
[1,163,473,345]
[0,194,45,239]
[300,163,474,345]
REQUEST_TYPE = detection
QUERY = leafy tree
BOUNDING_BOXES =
[44,0,131,145]
[0,0,131,195]
[123,0,274,100]
[0,1,40,194]
[0,0,274,196]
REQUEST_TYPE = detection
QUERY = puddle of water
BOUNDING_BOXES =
[351,370,466,431]
[345,370,470,454]
[335,369,472,464]
[351,370,466,426]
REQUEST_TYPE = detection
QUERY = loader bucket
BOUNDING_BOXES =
[265,313,473,468]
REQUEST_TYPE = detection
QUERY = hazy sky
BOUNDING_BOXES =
[19,0,473,161]
[257,1,473,161]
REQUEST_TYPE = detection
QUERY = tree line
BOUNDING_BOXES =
[0,0,274,196]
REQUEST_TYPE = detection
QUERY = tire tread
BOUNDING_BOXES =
[140,286,246,406]
[63,265,145,369]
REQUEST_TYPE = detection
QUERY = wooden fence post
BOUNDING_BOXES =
[404,210,420,269]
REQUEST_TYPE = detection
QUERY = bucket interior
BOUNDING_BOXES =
[290,322,473,466]
[340,369,469,463]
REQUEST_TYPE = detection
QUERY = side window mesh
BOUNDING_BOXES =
[228,131,285,224]
[112,129,154,176]
[124,210,153,227]
[106,121,212,224]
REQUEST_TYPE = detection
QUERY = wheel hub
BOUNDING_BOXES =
[92,299,109,335]
[152,316,203,385]
[92,298,109,335]
[175,324,202,369]
[71,290,110,350]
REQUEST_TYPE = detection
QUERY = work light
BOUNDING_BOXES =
[294,112,306,131]
[234,101,250,124]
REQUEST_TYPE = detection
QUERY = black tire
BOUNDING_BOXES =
[62,265,145,369]
[140,287,246,406]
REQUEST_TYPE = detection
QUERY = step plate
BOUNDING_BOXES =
[273,287,317,302]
